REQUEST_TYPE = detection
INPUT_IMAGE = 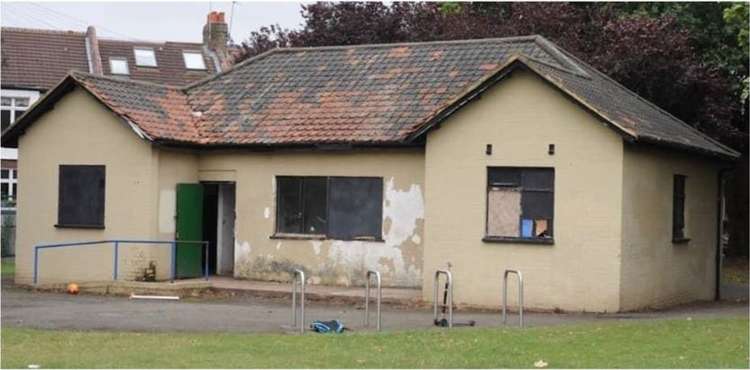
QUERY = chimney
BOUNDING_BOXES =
[203,11,228,53]
[85,26,103,75]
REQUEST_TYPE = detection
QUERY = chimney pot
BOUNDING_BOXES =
[207,11,225,24]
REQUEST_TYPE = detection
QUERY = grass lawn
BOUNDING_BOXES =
[1,257,14,278]
[2,318,747,368]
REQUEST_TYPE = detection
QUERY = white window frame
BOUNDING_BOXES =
[133,47,157,67]
[1,89,40,161]
[1,168,18,209]
[109,57,130,75]
[1,95,31,126]
[182,51,207,70]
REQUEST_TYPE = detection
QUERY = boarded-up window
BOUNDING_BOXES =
[488,188,521,236]
[275,176,382,240]
[57,165,105,228]
[328,177,383,240]
[673,175,686,241]
[486,167,554,239]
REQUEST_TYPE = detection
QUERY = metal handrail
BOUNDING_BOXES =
[32,239,209,285]
[290,269,305,334]
[364,270,382,331]
[433,269,453,328]
[502,269,524,328]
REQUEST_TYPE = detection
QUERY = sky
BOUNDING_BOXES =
[0,1,307,43]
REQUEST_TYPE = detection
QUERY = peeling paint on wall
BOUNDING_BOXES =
[237,240,251,258]
[327,177,424,286]
[311,241,322,255]
[230,152,425,288]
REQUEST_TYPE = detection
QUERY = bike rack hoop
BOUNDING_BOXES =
[502,269,524,328]
[364,270,382,331]
[433,269,453,328]
[290,269,306,334]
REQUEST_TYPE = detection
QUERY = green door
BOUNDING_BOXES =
[176,183,203,278]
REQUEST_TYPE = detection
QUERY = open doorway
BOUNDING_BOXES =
[201,182,236,276]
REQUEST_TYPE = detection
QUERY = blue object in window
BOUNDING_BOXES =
[521,219,534,238]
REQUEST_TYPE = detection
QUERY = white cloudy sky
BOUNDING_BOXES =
[0,1,307,43]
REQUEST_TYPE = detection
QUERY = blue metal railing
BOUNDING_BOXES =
[33,239,209,285]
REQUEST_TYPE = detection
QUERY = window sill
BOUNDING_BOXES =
[672,237,691,244]
[55,224,105,229]
[270,234,385,242]
[482,236,554,245]
[270,233,326,241]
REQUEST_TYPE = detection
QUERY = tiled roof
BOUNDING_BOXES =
[3,36,739,159]
[70,72,199,142]
[1,27,218,90]
[98,39,219,86]
[187,37,574,145]
[1,28,90,91]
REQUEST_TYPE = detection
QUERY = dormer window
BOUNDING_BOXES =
[134,47,157,67]
[182,51,206,70]
[109,57,129,75]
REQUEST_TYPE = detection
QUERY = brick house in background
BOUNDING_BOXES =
[0,11,233,209]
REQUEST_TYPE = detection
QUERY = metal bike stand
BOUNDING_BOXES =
[290,269,306,334]
[502,269,524,328]
[433,269,453,328]
[364,270,382,331]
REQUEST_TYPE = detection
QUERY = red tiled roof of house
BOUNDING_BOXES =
[1,27,90,91]
[97,38,219,86]
[1,27,219,90]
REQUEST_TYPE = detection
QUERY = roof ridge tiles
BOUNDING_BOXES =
[531,36,589,78]
[273,35,541,53]
[1,26,85,36]
[96,37,204,46]
[69,70,186,91]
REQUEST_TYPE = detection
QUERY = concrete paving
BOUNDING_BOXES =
[207,275,422,303]
[2,286,747,334]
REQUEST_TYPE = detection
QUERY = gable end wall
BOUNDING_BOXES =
[423,70,625,312]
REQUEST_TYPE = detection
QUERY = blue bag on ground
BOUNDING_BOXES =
[310,320,345,333]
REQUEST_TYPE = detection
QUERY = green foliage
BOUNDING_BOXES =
[438,2,461,15]
[723,3,749,55]
[613,2,749,100]
[723,3,750,101]
[2,319,748,368]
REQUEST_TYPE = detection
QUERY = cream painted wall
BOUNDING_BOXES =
[424,70,625,312]
[15,87,160,284]
[620,145,720,310]
[198,149,425,287]
[153,148,199,280]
